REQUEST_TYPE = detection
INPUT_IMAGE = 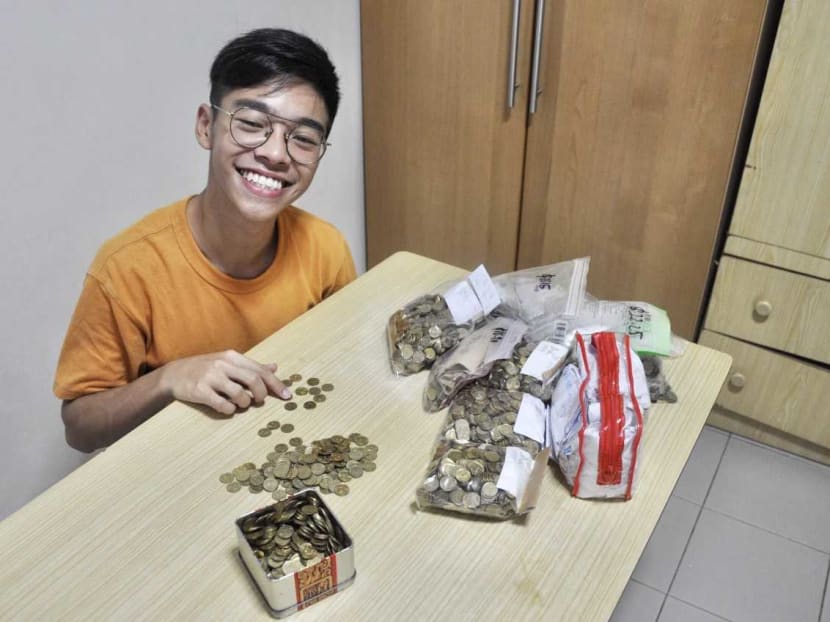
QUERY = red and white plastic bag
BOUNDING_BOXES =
[548,331,650,499]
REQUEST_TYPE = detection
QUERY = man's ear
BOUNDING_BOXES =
[195,103,213,150]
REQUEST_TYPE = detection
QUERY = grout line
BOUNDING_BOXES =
[819,557,829,622]
[659,429,731,615]
[702,506,830,556]
[664,595,735,621]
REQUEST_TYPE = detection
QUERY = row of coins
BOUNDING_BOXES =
[415,441,517,519]
[278,374,335,412]
[477,338,551,400]
[443,385,542,455]
[221,433,378,499]
[241,492,348,579]
[387,294,472,376]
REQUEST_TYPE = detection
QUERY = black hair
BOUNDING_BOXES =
[209,28,340,134]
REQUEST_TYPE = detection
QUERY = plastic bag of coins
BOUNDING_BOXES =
[472,336,569,402]
[492,257,590,323]
[548,332,650,500]
[423,316,527,412]
[235,489,356,617]
[415,440,548,519]
[441,385,546,455]
[386,265,502,376]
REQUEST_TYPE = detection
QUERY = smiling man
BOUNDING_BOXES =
[54,29,357,452]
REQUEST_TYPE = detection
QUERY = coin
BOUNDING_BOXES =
[226,482,242,493]
[313,394,326,403]
[267,420,280,429]
[307,378,320,386]
[309,387,321,396]
[321,383,334,392]
[334,483,349,496]
[289,437,303,447]
[289,373,302,382]
[295,387,309,396]
[284,402,297,411]
[258,428,271,437]
[281,423,295,433]
[219,473,234,484]
[303,401,317,410]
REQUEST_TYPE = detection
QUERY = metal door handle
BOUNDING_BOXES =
[507,0,522,109]
[529,0,546,114]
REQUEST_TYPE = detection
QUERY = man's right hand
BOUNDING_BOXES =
[160,350,292,415]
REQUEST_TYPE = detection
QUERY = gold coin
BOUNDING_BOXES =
[321,383,334,392]
[303,401,317,410]
[281,423,295,433]
[219,473,234,484]
[284,402,297,411]
[307,377,320,386]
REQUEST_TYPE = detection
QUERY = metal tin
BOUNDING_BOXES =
[236,490,356,618]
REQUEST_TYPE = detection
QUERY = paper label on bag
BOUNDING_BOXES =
[520,341,569,381]
[468,264,501,315]
[483,319,526,365]
[444,280,483,324]
[514,394,547,444]
[496,447,534,498]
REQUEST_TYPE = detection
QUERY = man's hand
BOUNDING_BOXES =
[160,350,292,415]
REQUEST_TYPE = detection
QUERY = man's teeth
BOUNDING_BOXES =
[241,170,283,190]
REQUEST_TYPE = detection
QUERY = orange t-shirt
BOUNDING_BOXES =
[54,198,356,400]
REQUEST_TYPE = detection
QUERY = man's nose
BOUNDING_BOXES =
[254,127,292,164]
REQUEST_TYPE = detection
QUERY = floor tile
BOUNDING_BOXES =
[672,425,728,505]
[670,509,827,622]
[658,597,729,621]
[632,496,700,592]
[705,435,830,552]
[822,571,830,622]
[609,580,664,622]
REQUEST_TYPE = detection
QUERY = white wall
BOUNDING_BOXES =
[0,0,365,520]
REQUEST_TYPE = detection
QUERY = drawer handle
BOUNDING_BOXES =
[728,372,746,390]
[754,300,773,319]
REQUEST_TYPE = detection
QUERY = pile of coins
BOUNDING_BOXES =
[443,385,543,455]
[220,433,378,500]
[240,491,349,579]
[387,294,473,375]
[477,338,552,400]
[415,441,517,519]
[279,374,335,412]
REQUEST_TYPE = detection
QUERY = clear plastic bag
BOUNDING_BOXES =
[422,317,526,411]
[475,337,568,401]
[415,440,540,520]
[441,385,546,456]
[387,266,502,376]
[493,257,590,322]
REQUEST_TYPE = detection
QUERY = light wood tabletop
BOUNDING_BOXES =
[0,251,731,621]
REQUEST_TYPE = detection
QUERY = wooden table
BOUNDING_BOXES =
[0,252,731,621]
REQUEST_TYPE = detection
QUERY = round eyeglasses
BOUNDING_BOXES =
[211,104,329,165]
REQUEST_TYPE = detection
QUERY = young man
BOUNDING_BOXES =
[54,29,357,453]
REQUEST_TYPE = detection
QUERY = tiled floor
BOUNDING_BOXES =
[610,425,830,622]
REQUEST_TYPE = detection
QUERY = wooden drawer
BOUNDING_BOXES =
[699,330,830,450]
[705,256,830,365]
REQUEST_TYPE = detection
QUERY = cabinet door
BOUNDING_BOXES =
[517,0,767,338]
[729,0,830,261]
[361,1,533,274]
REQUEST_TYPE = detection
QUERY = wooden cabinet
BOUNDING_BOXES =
[700,0,830,464]
[361,0,769,338]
